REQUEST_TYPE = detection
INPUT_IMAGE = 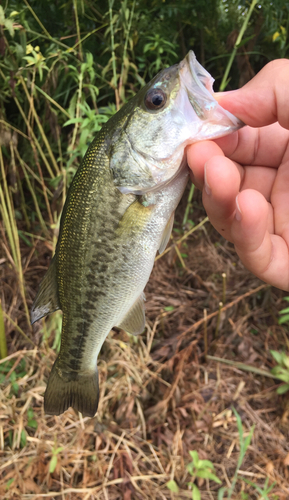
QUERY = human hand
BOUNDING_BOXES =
[187,59,289,291]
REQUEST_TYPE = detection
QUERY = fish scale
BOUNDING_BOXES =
[31,51,243,417]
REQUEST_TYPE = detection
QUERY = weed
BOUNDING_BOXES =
[27,408,38,430]
[167,409,256,499]
[0,358,27,396]
[0,301,7,359]
[270,350,289,394]
[218,407,255,499]
[187,450,222,499]
[278,296,289,325]
[242,476,277,499]
[49,444,64,474]
[167,450,222,499]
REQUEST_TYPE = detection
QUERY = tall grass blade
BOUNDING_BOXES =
[0,301,7,359]
[220,0,258,91]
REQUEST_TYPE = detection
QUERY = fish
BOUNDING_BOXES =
[31,51,243,417]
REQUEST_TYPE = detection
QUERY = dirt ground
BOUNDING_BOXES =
[1,189,289,499]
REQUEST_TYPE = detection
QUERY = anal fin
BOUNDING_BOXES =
[158,211,175,254]
[31,256,60,324]
[117,293,146,336]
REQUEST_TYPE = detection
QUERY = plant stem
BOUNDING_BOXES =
[119,0,136,102]
[23,0,51,38]
[0,301,7,359]
[206,355,276,378]
[109,0,119,109]
[155,216,209,261]
[0,149,31,328]
[220,0,258,91]
[73,0,83,61]
[222,272,226,305]
[203,308,208,361]
[215,301,223,339]
[20,76,60,177]
[182,184,195,227]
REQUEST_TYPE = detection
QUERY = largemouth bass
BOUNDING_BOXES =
[31,52,242,417]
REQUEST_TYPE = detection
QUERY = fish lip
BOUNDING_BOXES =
[183,51,215,98]
[180,51,244,131]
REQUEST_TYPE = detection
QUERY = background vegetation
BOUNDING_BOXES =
[1,0,289,498]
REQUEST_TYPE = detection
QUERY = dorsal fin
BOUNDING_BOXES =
[117,293,146,336]
[31,257,60,324]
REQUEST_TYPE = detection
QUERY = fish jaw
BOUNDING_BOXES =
[177,51,244,139]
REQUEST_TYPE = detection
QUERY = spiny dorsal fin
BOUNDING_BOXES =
[117,293,146,336]
[44,360,99,417]
[31,256,60,324]
[158,211,175,254]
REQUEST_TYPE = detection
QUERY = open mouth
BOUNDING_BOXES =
[180,51,244,130]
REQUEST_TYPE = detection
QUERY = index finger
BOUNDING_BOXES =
[213,59,289,167]
[216,59,289,129]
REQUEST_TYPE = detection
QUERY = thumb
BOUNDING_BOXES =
[215,59,289,130]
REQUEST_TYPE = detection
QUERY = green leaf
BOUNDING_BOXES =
[63,118,83,126]
[279,314,289,324]
[68,92,77,118]
[49,455,58,474]
[189,450,199,465]
[233,407,243,441]
[197,459,215,470]
[20,429,27,447]
[270,350,284,364]
[276,383,289,394]
[5,478,15,490]
[196,470,222,484]
[5,19,15,37]
[235,34,256,48]
[271,367,289,382]
[243,424,255,453]
[166,480,179,493]
[28,418,38,429]
[217,487,226,500]
[0,6,4,24]
[191,483,201,500]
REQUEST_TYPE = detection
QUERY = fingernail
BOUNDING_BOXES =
[235,195,242,221]
[204,163,211,195]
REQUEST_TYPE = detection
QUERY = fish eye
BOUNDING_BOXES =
[144,88,167,111]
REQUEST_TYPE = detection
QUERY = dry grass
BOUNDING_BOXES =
[1,193,289,499]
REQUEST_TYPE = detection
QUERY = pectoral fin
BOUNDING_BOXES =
[158,212,174,254]
[31,257,60,324]
[117,293,146,336]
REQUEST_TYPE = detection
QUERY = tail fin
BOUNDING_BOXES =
[44,361,99,418]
